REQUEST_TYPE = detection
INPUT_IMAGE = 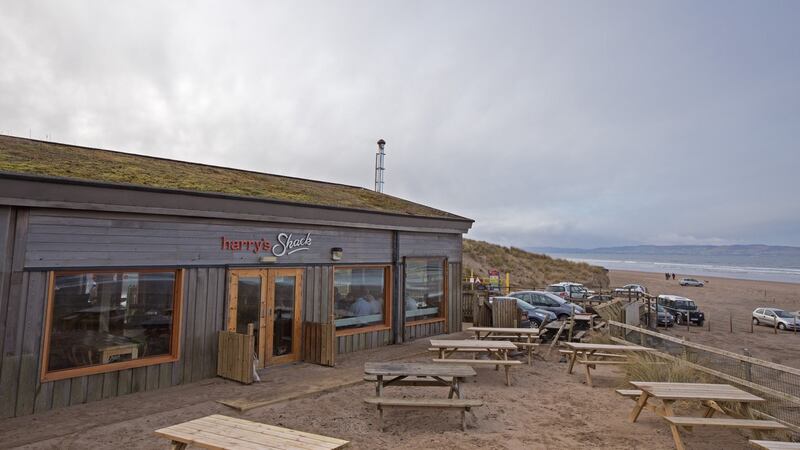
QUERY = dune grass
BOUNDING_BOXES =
[462,238,610,289]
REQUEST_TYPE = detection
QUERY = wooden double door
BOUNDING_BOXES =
[227,268,303,367]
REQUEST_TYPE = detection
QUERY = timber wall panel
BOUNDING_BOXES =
[0,266,225,418]
[397,232,461,260]
[24,209,393,268]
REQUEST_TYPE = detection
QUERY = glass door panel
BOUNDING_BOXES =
[272,275,296,357]
[235,276,261,357]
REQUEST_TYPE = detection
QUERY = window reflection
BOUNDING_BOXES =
[47,271,177,373]
[333,267,387,330]
[405,258,444,321]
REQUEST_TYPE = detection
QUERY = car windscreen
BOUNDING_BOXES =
[547,286,564,292]
[674,300,696,309]
[515,300,537,312]
[774,310,795,318]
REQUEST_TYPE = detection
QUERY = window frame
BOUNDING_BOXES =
[403,257,447,325]
[40,268,184,382]
[332,265,393,337]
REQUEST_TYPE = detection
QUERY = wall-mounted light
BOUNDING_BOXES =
[259,255,277,264]
[331,247,343,261]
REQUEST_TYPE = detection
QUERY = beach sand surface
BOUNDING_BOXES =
[610,270,800,368]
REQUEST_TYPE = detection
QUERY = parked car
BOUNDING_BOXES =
[752,308,799,331]
[546,282,588,300]
[658,295,705,326]
[679,278,704,287]
[508,290,585,320]
[587,294,613,303]
[613,284,648,295]
[488,296,557,327]
[648,303,674,327]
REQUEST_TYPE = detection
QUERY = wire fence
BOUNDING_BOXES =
[609,320,800,431]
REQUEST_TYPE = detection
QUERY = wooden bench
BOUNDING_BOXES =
[559,349,629,359]
[574,358,629,387]
[155,414,349,449]
[432,358,521,386]
[750,440,800,450]
[363,375,454,387]
[364,397,484,432]
[663,416,788,450]
[616,389,643,398]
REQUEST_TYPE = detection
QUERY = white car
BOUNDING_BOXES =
[679,278,704,287]
[546,282,588,300]
[752,308,799,331]
[614,284,647,295]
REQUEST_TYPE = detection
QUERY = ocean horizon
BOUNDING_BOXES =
[547,254,800,284]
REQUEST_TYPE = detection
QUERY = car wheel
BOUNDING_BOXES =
[779,323,787,331]
[557,314,569,321]
[752,317,759,326]
[530,319,542,328]
[697,320,704,327]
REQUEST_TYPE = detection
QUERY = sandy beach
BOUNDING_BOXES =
[609,269,800,368]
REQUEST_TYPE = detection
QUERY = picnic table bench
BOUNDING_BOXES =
[430,339,521,386]
[562,342,652,387]
[750,440,800,450]
[154,414,349,449]
[624,382,782,450]
[466,326,542,365]
[363,362,481,431]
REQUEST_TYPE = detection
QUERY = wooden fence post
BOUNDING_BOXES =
[729,312,733,333]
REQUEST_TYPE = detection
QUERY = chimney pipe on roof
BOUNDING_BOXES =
[374,139,386,193]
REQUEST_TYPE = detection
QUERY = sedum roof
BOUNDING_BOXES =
[0,134,469,221]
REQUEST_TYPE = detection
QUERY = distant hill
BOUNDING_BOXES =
[463,239,610,289]
[529,244,800,269]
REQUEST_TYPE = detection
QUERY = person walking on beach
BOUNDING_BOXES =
[665,273,670,280]
[671,273,676,280]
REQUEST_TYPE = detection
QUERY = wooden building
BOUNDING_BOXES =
[0,135,472,418]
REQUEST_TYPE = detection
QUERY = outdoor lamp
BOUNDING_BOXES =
[331,247,343,261]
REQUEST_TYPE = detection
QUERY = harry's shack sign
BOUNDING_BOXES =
[220,232,312,257]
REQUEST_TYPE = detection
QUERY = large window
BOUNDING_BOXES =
[42,270,182,381]
[404,258,445,322]
[333,266,390,331]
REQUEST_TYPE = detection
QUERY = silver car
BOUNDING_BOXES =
[508,290,585,320]
[752,308,799,331]
[679,278,704,287]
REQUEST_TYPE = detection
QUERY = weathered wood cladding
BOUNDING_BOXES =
[397,232,462,260]
[0,267,225,418]
[24,209,393,269]
[336,329,393,355]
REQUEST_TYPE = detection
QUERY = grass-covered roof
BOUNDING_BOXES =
[0,135,467,220]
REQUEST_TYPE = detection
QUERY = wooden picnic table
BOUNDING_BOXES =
[363,362,481,431]
[154,414,349,449]
[466,326,541,365]
[562,342,652,387]
[628,382,765,423]
[429,339,520,386]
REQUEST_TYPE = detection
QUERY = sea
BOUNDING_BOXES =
[545,253,800,284]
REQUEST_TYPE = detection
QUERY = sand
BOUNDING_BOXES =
[609,270,800,368]
[1,272,797,449]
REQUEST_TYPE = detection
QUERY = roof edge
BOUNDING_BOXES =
[0,170,474,225]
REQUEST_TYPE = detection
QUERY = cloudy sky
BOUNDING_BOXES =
[1,1,798,248]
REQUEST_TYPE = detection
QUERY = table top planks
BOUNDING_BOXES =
[430,339,518,350]
[562,343,652,351]
[750,440,800,450]
[155,414,349,450]
[467,327,541,334]
[630,382,765,402]
[364,362,476,378]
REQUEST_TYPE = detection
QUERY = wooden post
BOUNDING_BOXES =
[729,313,733,333]
[774,318,778,335]
[750,317,754,333]
[568,305,575,342]
[707,313,711,332]
[686,310,690,332]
